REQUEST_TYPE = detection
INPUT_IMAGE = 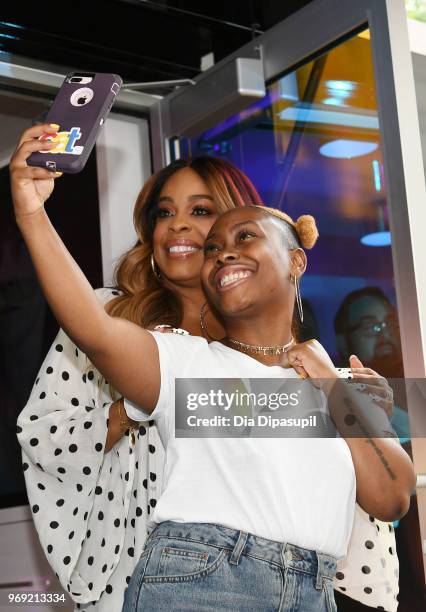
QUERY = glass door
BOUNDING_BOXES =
[179,29,392,367]
[150,0,426,598]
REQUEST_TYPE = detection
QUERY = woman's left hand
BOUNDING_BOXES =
[348,355,394,419]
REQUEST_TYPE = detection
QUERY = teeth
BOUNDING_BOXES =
[220,271,251,287]
[169,245,199,253]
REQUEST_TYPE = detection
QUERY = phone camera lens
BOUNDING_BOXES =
[70,87,93,107]
[70,77,82,83]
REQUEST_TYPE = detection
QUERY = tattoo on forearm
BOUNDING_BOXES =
[365,438,396,480]
[342,396,396,481]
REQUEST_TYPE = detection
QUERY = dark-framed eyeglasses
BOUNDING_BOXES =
[346,319,399,338]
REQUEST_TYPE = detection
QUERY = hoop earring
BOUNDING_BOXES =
[200,302,220,341]
[294,275,304,323]
[150,253,161,281]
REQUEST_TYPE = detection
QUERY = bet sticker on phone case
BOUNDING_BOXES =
[39,128,84,156]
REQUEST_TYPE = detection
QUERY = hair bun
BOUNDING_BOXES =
[295,215,319,249]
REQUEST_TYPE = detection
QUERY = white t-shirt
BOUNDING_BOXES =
[125,332,356,559]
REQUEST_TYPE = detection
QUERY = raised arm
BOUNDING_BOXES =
[10,124,159,412]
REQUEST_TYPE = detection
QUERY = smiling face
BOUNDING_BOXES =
[152,167,220,286]
[201,207,305,319]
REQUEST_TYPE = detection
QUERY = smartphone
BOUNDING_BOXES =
[28,72,122,174]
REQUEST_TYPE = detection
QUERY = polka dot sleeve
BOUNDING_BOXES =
[16,288,163,611]
[333,368,399,611]
[334,505,399,611]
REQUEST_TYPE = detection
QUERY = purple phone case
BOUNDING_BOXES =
[28,72,122,174]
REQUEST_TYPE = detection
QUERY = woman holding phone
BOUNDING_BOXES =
[14,123,262,611]
[11,125,409,611]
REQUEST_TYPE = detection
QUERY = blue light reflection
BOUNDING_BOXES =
[320,139,378,158]
[361,231,391,247]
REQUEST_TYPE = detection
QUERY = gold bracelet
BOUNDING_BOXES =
[117,398,137,444]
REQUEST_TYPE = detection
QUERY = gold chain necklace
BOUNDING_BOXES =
[227,336,294,356]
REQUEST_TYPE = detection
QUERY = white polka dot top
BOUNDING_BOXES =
[16,288,164,611]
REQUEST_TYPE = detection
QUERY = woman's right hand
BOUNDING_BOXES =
[9,124,62,219]
[281,338,338,385]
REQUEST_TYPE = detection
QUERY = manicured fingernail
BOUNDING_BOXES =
[55,172,63,176]
[50,123,60,129]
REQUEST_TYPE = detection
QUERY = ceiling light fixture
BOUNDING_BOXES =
[361,231,391,246]
[319,139,378,158]
[323,97,345,106]
[372,159,382,191]
[326,80,355,92]
[361,201,391,247]
[278,106,379,130]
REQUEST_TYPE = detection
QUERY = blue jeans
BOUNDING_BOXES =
[122,521,338,611]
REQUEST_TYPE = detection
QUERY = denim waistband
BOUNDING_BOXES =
[146,521,337,587]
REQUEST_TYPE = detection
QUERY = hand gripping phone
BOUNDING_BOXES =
[28,72,122,174]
